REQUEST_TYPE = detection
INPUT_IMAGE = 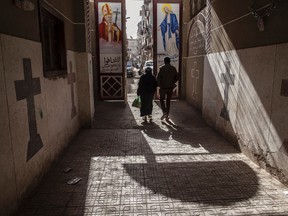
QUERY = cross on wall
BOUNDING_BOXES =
[220,61,235,121]
[14,58,43,161]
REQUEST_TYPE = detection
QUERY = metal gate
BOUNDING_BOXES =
[95,0,126,100]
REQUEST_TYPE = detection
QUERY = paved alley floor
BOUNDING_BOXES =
[17,95,288,216]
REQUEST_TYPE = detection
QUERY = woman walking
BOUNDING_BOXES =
[137,67,158,122]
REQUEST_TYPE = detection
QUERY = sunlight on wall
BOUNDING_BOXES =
[205,6,282,161]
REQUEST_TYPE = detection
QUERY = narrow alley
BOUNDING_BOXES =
[16,95,288,216]
[1,0,288,215]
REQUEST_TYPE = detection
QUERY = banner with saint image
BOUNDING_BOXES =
[156,3,180,96]
[98,2,122,73]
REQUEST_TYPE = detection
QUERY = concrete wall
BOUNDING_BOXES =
[185,1,288,184]
[184,11,206,110]
[0,34,18,216]
[0,1,94,215]
[0,34,87,215]
[77,52,95,128]
[0,1,40,42]
[203,42,288,184]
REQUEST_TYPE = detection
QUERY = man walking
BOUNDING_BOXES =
[157,57,179,120]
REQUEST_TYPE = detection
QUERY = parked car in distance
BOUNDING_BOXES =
[126,62,133,77]
[143,60,153,73]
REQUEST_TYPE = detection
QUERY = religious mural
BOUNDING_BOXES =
[98,2,122,74]
[157,3,180,59]
[156,3,180,96]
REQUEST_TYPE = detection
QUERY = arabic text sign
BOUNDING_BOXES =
[100,54,122,73]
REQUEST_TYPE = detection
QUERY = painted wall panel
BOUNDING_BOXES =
[156,3,181,98]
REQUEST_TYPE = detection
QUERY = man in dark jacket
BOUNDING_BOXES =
[157,57,179,120]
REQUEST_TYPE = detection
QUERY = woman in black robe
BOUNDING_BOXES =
[137,67,158,122]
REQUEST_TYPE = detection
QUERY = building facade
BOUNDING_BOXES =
[127,38,139,66]
[137,0,153,66]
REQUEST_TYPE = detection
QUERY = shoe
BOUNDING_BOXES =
[148,115,153,122]
[161,113,167,120]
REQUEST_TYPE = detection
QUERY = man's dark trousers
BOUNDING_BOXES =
[159,88,173,115]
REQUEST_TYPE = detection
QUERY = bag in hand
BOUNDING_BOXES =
[132,96,141,108]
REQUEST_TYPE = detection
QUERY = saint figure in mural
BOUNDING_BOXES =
[99,3,122,43]
[159,4,179,57]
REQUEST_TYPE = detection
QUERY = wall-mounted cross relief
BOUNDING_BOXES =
[14,58,43,161]
[220,61,235,121]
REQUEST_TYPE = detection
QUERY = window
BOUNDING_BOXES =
[40,4,67,77]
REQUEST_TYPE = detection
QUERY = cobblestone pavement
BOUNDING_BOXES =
[17,95,288,216]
